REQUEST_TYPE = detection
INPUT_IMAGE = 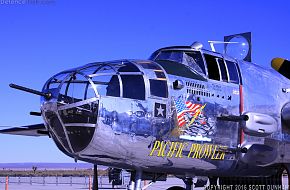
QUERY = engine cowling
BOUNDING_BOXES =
[242,112,278,137]
[271,57,290,79]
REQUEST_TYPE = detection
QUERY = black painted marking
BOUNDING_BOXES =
[154,103,166,118]
[81,154,120,160]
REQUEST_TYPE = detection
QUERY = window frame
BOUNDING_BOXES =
[134,60,169,100]
[151,49,208,79]
[59,72,96,103]
[155,59,207,81]
[203,53,223,81]
[149,79,168,98]
[216,58,230,82]
[224,59,241,85]
[90,74,121,98]
[202,52,242,85]
[120,74,146,100]
[184,51,207,76]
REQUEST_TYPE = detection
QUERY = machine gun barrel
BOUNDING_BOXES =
[9,83,51,100]
[217,114,249,122]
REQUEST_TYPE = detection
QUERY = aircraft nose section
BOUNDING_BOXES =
[42,102,98,154]
[56,98,98,153]
[41,60,143,154]
[41,71,100,154]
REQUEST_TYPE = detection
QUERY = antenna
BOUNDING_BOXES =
[208,41,238,52]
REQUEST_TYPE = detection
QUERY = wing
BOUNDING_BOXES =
[0,124,48,137]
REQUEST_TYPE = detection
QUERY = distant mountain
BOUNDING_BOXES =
[0,163,97,170]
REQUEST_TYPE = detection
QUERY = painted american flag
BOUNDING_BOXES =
[175,97,202,127]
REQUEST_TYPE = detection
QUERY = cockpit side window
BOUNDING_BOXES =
[185,51,206,75]
[153,50,206,77]
[225,60,240,84]
[156,60,206,81]
[204,54,221,81]
[121,75,145,100]
[217,59,228,82]
[150,79,168,98]
[155,51,183,63]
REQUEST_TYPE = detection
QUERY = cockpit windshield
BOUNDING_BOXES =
[151,50,206,77]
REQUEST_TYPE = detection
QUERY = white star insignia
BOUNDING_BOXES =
[157,105,164,117]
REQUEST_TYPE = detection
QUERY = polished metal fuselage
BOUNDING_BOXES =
[41,47,290,178]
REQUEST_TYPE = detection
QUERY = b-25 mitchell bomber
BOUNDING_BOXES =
[2,34,290,189]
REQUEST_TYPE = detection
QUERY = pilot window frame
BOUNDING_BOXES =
[184,51,207,75]
[203,53,223,81]
[155,60,207,81]
[217,58,229,82]
[152,49,207,78]
[203,52,241,85]
[224,59,241,84]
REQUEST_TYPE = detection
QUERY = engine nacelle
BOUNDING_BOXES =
[242,112,278,137]
[282,103,290,122]
[271,57,290,79]
[239,143,278,166]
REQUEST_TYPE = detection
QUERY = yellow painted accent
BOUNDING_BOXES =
[271,57,285,71]
[158,141,169,157]
[187,143,197,158]
[148,141,160,156]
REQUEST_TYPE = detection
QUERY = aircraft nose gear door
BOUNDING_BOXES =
[56,72,98,153]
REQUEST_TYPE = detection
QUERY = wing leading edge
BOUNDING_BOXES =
[0,124,48,137]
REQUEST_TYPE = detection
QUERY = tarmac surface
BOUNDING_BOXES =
[0,176,289,190]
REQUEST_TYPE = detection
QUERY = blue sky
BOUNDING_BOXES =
[0,0,289,163]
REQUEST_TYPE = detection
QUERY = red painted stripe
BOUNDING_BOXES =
[178,117,184,122]
[179,120,186,127]
[185,101,201,111]
[239,85,244,144]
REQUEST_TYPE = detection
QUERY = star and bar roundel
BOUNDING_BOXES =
[154,103,166,118]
